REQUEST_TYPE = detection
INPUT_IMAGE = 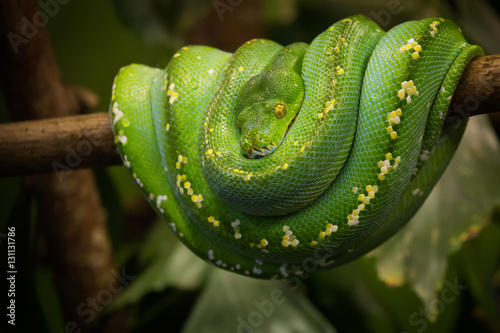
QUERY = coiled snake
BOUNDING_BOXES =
[110,15,483,279]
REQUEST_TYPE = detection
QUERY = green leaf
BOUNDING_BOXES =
[109,221,211,310]
[182,269,336,333]
[371,115,500,320]
[458,221,500,330]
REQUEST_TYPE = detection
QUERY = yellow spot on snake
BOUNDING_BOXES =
[282,226,298,247]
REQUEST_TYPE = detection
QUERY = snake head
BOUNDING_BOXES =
[236,70,304,159]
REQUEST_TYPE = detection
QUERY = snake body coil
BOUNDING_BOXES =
[110,15,483,279]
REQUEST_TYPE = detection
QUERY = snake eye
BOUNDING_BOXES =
[274,104,287,119]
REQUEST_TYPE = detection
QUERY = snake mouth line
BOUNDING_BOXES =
[245,142,278,159]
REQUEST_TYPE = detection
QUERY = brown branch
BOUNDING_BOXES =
[1,54,500,178]
[0,113,121,178]
[0,1,118,332]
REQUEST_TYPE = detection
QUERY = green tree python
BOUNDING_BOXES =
[110,15,484,279]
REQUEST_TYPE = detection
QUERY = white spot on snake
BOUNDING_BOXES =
[208,69,215,75]
[132,173,143,188]
[317,258,335,267]
[412,188,421,196]
[208,249,214,260]
[387,108,402,125]
[117,134,128,144]
[169,223,176,232]
[231,219,242,239]
[123,155,131,168]
[255,259,263,265]
[173,53,181,57]
[280,264,288,277]
[420,150,430,161]
[112,102,123,125]
[253,267,263,275]
[156,195,168,210]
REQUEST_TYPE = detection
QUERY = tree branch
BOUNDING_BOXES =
[0,1,118,331]
[1,54,500,178]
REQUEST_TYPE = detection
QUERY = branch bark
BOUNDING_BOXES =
[0,1,118,332]
[1,55,499,178]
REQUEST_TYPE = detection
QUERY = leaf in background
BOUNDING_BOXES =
[458,221,500,330]
[182,269,337,333]
[452,0,500,54]
[371,116,500,321]
[109,221,211,310]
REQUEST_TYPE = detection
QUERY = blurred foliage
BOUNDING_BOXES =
[1,0,500,332]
